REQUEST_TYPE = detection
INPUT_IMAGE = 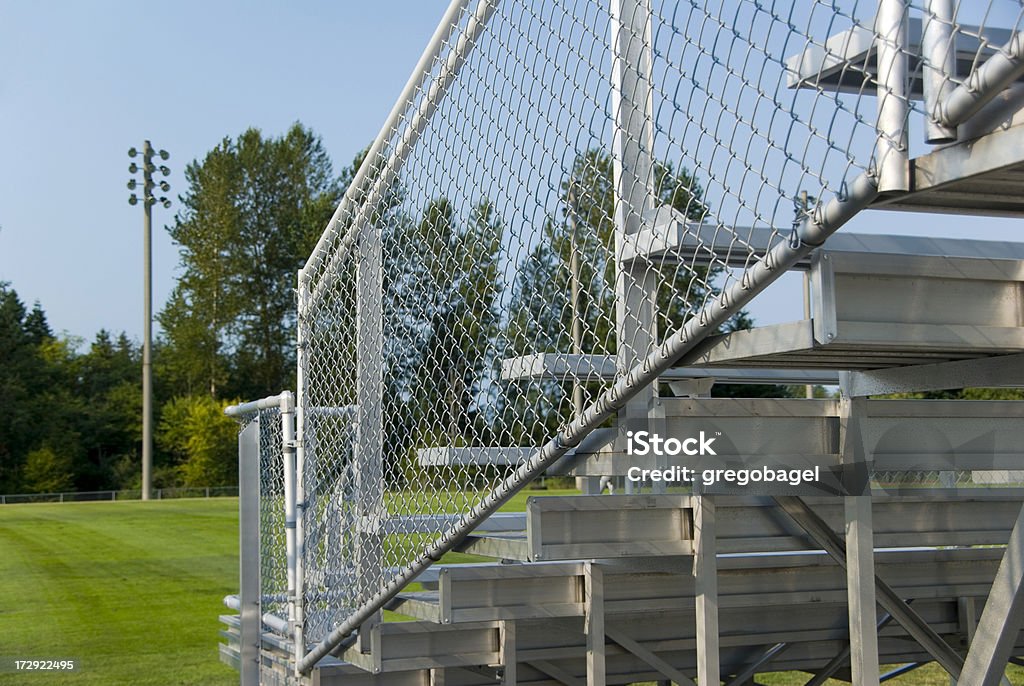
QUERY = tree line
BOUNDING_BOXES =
[17,121,982,495]
[0,124,346,494]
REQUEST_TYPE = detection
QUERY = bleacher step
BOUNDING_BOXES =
[500,352,839,385]
[390,548,1004,625]
[457,495,1024,562]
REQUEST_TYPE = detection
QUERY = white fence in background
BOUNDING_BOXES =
[0,486,239,504]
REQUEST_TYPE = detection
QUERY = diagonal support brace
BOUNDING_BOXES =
[957,502,1024,686]
[804,612,895,686]
[773,496,964,678]
[605,625,698,686]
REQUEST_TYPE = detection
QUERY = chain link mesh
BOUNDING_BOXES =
[296,0,1024,650]
[874,470,1024,489]
[255,407,289,622]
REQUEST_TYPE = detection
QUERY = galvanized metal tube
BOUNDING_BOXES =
[293,279,308,671]
[224,393,286,418]
[302,0,496,306]
[299,0,472,282]
[939,30,1024,128]
[875,0,910,192]
[279,392,298,641]
[296,171,879,674]
[238,420,261,686]
[262,612,291,637]
[923,0,957,143]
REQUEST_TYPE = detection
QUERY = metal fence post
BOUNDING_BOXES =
[279,392,299,651]
[238,418,261,686]
[294,277,309,669]
[923,0,957,143]
[610,0,658,495]
[875,0,910,192]
[354,218,385,652]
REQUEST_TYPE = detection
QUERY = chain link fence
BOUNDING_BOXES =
[294,0,1024,669]
[227,395,297,652]
[874,470,1024,490]
[253,406,290,623]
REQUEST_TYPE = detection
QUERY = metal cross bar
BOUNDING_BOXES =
[839,353,1024,397]
[528,660,585,686]
[880,662,923,681]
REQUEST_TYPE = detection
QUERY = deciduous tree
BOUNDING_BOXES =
[160,123,341,400]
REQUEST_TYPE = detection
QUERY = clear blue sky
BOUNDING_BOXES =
[1,1,1020,343]
[0,1,445,343]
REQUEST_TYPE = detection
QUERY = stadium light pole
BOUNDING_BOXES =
[128,141,171,501]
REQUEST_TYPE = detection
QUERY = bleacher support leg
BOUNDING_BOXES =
[694,495,720,685]
[840,395,881,686]
[846,495,880,686]
[500,621,517,686]
[775,496,965,677]
[610,0,658,485]
[585,562,606,686]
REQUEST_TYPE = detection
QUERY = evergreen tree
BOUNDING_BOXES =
[0,284,47,491]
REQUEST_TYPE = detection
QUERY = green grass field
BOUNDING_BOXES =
[0,498,239,685]
[2,493,1022,685]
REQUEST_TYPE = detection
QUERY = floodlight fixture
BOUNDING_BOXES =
[126,139,170,503]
